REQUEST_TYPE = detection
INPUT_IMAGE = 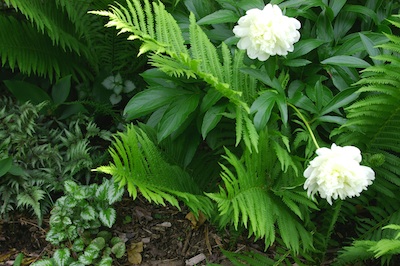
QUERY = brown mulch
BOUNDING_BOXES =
[0,195,266,266]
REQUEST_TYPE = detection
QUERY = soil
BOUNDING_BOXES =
[0,195,266,266]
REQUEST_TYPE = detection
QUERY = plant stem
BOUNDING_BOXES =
[288,103,320,149]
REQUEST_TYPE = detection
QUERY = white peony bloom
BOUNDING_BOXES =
[233,4,301,61]
[304,144,375,205]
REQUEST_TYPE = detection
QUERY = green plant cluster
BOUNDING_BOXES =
[31,179,125,266]
[1,0,400,265]
[0,97,111,225]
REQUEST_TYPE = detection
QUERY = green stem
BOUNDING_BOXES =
[322,199,343,262]
[288,103,320,149]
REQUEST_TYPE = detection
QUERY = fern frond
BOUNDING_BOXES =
[0,16,93,80]
[95,124,214,217]
[4,0,95,57]
[189,13,223,82]
[207,131,316,252]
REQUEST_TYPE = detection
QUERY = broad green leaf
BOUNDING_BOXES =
[343,5,378,25]
[201,104,226,139]
[81,205,96,221]
[333,11,357,41]
[30,259,54,266]
[4,80,51,105]
[321,56,371,68]
[99,207,117,228]
[98,257,113,266]
[329,0,346,17]
[54,248,71,266]
[286,39,326,59]
[319,87,359,116]
[157,93,200,141]
[359,33,381,65]
[197,10,239,25]
[0,157,12,177]
[124,87,192,120]
[72,238,85,252]
[250,91,277,130]
[64,180,79,194]
[275,94,288,126]
[316,115,346,125]
[111,242,126,258]
[107,180,125,204]
[52,75,71,105]
[283,59,312,67]
[316,9,334,42]
[237,0,265,10]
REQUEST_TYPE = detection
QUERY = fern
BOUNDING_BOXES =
[95,124,214,217]
[1,0,139,80]
[335,15,400,201]
[336,224,400,266]
[207,130,317,253]
[332,15,400,264]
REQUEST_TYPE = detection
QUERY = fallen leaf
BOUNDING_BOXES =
[128,241,144,265]
[156,221,172,227]
[185,211,206,229]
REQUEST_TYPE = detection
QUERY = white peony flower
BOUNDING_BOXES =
[233,4,301,61]
[304,144,375,205]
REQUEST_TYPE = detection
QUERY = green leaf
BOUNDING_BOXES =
[329,0,346,17]
[111,242,126,259]
[52,75,71,105]
[286,39,326,59]
[321,55,371,68]
[157,93,200,141]
[99,207,117,228]
[30,259,54,266]
[201,104,226,139]
[343,5,378,25]
[13,253,24,266]
[72,238,85,252]
[359,33,381,65]
[54,248,71,266]
[98,257,112,266]
[250,91,277,130]
[81,205,96,221]
[106,179,125,205]
[237,0,265,10]
[283,59,312,67]
[64,180,79,194]
[124,87,193,120]
[0,157,12,177]
[197,10,239,25]
[319,87,359,116]
[3,80,51,105]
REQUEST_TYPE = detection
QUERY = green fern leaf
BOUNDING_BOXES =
[207,131,314,252]
[95,124,214,216]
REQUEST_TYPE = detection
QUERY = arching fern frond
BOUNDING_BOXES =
[0,16,92,80]
[207,130,316,252]
[4,0,96,57]
[95,124,214,217]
